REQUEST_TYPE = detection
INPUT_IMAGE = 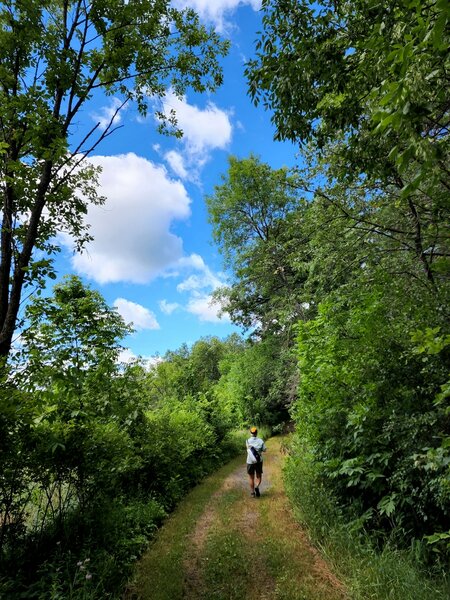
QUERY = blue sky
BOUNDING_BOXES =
[54,0,298,361]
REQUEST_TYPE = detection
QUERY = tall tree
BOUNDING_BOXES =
[206,154,310,335]
[247,0,449,181]
[1,276,133,558]
[19,274,130,392]
[0,0,228,361]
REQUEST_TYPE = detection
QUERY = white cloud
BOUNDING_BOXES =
[65,153,191,284]
[175,253,223,292]
[91,97,125,130]
[177,272,221,293]
[157,93,232,181]
[177,253,209,271]
[186,293,230,323]
[164,150,188,179]
[177,275,206,292]
[159,299,180,315]
[114,298,160,330]
[168,253,230,323]
[163,92,232,155]
[118,348,139,363]
[118,348,163,367]
[173,0,261,32]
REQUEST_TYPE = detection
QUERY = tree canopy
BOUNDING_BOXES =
[246,1,449,304]
[246,0,449,184]
[207,154,311,334]
[1,0,450,595]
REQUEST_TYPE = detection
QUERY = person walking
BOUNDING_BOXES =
[246,426,266,497]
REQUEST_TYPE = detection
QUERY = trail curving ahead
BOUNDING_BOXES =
[126,438,348,600]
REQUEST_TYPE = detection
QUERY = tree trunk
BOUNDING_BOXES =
[0,160,53,361]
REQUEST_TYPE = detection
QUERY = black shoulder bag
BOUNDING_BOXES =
[250,446,261,463]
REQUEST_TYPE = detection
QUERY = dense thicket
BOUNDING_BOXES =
[208,146,449,548]
[0,3,231,594]
[0,276,248,597]
[2,0,449,596]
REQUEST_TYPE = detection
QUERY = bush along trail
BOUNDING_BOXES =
[126,437,347,600]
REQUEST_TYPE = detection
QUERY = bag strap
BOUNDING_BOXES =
[250,446,261,462]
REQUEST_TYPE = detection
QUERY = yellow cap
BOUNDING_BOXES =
[250,426,257,434]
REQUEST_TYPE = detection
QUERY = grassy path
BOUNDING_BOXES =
[126,438,348,600]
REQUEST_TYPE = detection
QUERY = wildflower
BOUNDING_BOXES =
[85,573,92,580]
[77,561,83,567]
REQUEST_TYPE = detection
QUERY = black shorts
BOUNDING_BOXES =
[247,462,263,476]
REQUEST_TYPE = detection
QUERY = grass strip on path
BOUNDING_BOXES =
[125,454,244,600]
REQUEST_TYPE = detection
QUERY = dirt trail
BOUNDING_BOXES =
[129,438,348,600]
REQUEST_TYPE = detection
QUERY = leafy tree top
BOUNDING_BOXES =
[246,0,449,183]
[19,275,131,390]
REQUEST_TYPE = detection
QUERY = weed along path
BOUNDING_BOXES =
[126,437,348,600]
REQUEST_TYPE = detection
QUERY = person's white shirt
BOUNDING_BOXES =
[246,436,266,464]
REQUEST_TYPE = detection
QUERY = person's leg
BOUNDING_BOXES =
[247,464,256,495]
[254,464,263,496]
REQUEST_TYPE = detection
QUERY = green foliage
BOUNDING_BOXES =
[294,279,449,536]
[247,0,449,189]
[20,274,131,384]
[246,0,450,298]
[205,145,449,578]
[219,0,450,575]
[215,335,295,425]
[137,406,217,507]
[0,281,244,597]
[206,154,310,334]
[0,496,166,599]
[2,1,449,595]
[143,334,246,437]
[205,155,308,426]
[284,447,450,600]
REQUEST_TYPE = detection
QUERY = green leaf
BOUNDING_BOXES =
[377,494,397,517]
[433,13,448,49]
